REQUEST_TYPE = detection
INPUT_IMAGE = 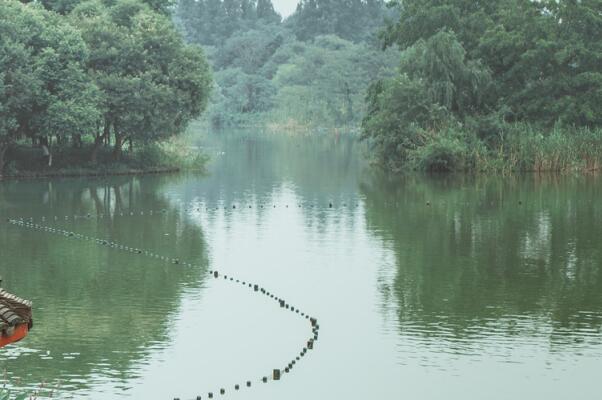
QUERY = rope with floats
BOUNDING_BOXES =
[5,214,320,400]
[25,201,360,223]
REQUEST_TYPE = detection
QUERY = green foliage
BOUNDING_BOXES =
[489,124,602,173]
[72,0,212,157]
[214,25,286,73]
[0,0,101,173]
[5,139,208,176]
[361,74,448,171]
[175,0,396,128]
[363,0,602,172]
[176,0,281,46]
[408,129,468,172]
[271,36,397,127]
[128,140,209,170]
[176,0,285,126]
[213,69,276,116]
[287,0,389,42]
[32,0,175,15]
[1,0,212,176]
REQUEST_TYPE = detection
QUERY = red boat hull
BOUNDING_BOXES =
[0,323,29,348]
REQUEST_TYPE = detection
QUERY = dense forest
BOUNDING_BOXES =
[362,0,602,172]
[175,0,398,129]
[0,0,212,177]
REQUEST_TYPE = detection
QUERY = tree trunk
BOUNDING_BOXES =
[90,136,102,164]
[41,144,53,168]
[0,145,7,179]
[112,132,124,161]
[91,121,111,163]
[72,134,82,148]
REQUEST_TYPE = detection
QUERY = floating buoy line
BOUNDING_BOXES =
[5,210,321,400]
[5,201,359,221]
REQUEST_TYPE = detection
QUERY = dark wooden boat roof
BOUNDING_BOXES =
[0,288,33,332]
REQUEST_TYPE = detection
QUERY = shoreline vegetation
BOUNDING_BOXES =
[0,135,209,180]
[0,166,180,180]
[2,121,600,179]
[2,0,601,180]
[361,123,602,174]
[0,0,212,181]
[361,0,602,173]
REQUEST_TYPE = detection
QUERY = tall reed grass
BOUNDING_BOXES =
[408,123,602,173]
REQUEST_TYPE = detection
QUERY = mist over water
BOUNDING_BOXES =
[1,130,602,400]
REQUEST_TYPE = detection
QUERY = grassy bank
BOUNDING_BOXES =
[473,125,602,173]
[368,123,602,174]
[0,138,208,180]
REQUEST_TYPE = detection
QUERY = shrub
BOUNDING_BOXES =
[409,129,468,172]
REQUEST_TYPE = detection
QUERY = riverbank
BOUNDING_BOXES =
[0,166,180,181]
[362,122,602,174]
[0,140,208,181]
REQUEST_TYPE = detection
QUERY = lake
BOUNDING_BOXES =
[1,130,602,400]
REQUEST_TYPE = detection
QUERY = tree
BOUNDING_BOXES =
[174,0,394,128]
[363,0,602,171]
[380,0,602,128]
[211,68,276,122]
[72,0,212,160]
[287,0,388,42]
[25,0,175,15]
[256,0,279,23]
[176,0,281,46]
[1,1,101,176]
[214,25,286,73]
[272,35,397,127]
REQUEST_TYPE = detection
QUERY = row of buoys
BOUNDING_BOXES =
[6,200,532,227]
[14,203,363,223]
[7,214,320,400]
[7,219,193,266]
[175,267,320,400]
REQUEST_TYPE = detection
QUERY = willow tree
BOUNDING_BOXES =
[362,31,491,171]
[364,0,602,171]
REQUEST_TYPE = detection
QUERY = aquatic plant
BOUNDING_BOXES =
[1,370,60,400]
[1,371,27,400]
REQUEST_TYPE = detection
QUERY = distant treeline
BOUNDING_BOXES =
[175,0,398,129]
[0,0,212,177]
[362,0,602,172]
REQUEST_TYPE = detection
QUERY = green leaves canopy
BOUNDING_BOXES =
[1,0,212,174]
[72,0,212,152]
[379,0,602,127]
[0,1,100,148]
[363,0,602,171]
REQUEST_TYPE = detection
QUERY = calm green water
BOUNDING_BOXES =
[1,130,602,400]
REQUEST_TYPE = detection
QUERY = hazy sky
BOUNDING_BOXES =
[273,0,299,18]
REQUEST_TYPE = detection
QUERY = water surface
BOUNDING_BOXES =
[1,130,601,399]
